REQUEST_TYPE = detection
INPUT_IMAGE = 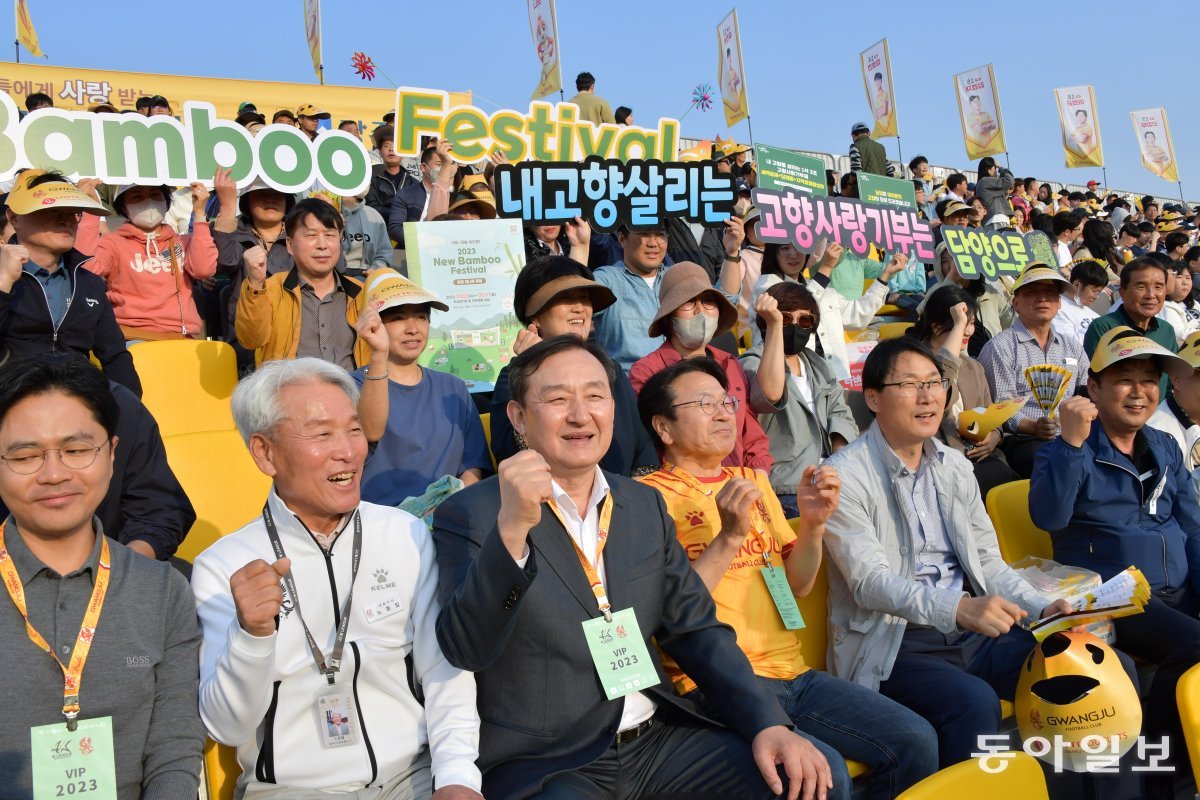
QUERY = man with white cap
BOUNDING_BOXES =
[978,263,1089,477]
[352,269,491,507]
[1030,326,1200,793]
[0,169,141,395]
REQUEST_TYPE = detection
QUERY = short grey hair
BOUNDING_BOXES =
[231,358,360,445]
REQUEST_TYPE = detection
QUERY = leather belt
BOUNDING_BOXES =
[613,716,655,745]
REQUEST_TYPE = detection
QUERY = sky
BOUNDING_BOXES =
[9,0,1194,201]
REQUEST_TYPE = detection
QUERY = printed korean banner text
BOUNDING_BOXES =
[1130,108,1179,182]
[953,64,1005,160]
[1054,85,1104,168]
[859,39,897,139]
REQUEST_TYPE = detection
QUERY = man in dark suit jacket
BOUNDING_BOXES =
[434,335,833,800]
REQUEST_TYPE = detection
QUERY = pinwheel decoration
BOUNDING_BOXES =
[351,52,376,81]
[691,83,714,113]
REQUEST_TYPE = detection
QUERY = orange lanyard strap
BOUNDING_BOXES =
[0,522,110,730]
[660,463,774,568]
[546,492,615,622]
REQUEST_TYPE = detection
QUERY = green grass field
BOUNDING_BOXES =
[420,327,524,391]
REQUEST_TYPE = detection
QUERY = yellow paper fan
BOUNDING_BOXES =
[1023,364,1072,419]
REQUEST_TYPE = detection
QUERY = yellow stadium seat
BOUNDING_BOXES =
[200,738,240,800]
[480,412,497,468]
[1177,662,1200,780]
[985,480,1053,564]
[875,304,906,317]
[896,751,1047,799]
[876,322,912,340]
[128,340,238,437]
[164,429,271,563]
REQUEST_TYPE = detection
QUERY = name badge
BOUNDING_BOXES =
[30,717,117,800]
[1065,358,1078,366]
[581,608,661,700]
[761,566,807,630]
[363,595,403,625]
[315,690,357,749]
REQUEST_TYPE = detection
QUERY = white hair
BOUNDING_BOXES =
[231,358,360,445]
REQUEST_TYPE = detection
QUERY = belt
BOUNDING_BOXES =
[613,716,655,745]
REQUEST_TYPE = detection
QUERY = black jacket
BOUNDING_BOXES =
[365,165,415,224]
[0,247,141,396]
[665,217,727,284]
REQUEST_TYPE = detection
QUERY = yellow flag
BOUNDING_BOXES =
[716,9,749,128]
[953,64,1006,160]
[1054,86,1104,168]
[16,0,45,58]
[860,39,898,139]
[1131,108,1179,183]
[303,0,322,84]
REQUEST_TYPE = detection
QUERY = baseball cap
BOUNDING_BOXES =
[238,101,257,113]
[1177,332,1200,371]
[1090,326,1192,377]
[1087,180,1100,188]
[1011,263,1070,293]
[365,269,449,314]
[5,169,107,215]
[296,104,331,119]
[851,122,871,135]
[941,199,972,220]
[272,109,298,122]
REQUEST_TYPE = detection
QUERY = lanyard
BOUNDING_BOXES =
[660,463,775,568]
[261,504,362,685]
[0,522,110,731]
[546,492,615,622]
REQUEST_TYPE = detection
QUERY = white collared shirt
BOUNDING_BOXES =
[550,467,657,731]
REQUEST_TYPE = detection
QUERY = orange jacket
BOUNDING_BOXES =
[235,268,370,365]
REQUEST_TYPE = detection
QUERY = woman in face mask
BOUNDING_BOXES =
[740,281,859,517]
[83,182,217,341]
[630,261,775,472]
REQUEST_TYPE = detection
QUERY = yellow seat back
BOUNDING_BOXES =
[480,412,497,468]
[163,430,271,563]
[128,340,238,437]
[201,739,240,800]
[897,751,1047,798]
[876,321,912,341]
[789,518,830,671]
[984,480,1052,563]
[1177,662,1200,780]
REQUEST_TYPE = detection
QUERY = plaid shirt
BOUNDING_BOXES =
[978,319,1090,433]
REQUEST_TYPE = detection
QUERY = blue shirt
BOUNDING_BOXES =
[351,366,492,506]
[22,258,71,325]
[592,261,669,373]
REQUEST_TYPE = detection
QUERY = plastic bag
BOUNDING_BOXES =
[1011,556,1115,643]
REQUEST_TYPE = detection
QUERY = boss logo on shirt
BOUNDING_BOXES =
[371,568,396,591]
[125,655,151,668]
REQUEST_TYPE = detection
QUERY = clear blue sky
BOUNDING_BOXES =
[11,0,1193,200]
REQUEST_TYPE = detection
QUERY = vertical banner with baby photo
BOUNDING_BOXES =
[859,38,898,139]
[1130,107,1179,182]
[1054,86,1104,168]
[953,64,1006,160]
[716,9,749,128]
[404,219,525,393]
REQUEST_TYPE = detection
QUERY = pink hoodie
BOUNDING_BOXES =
[85,220,218,336]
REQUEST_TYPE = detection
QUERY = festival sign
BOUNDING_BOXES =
[0,63,471,150]
[751,187,935,264]
[941,226,1058,281]
[527,0,562,100]
[0,93,372,196]
[1054,86,1104,168]
[393,88,680,164]
[953,64,1006,160]
[404,219,525,393]
[494,157,737,232]
[1130,107,1179,182]
[856,172,917,210]
[716,9,749,127]
[753,144,827,196]
[859,39,898,139]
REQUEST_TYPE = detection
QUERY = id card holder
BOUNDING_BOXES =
[762,566,806,630]
[315,689,357,749]
[581,608,661,700]
[30,717,117,800]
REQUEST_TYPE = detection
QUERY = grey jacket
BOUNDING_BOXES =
[740,345,859,495]
[822,423,1050,689]
[975,168,1015,223]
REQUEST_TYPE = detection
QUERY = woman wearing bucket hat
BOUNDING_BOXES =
[630,261,773,471]
[489,256,659,476]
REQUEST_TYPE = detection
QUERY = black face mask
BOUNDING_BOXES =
[782,324,813,356]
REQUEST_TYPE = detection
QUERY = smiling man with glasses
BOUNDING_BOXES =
[821,337,1071,769]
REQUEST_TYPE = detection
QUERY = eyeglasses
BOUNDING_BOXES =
[880,379,951,396]
[0,441,110,475]
[677,297,719,314]
[631,231,667,241]
[672,395,739,416]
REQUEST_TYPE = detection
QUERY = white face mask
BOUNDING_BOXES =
[126,198,167,229]
[672,313,718,350]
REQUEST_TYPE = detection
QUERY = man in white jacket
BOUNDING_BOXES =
[191,358,482,800]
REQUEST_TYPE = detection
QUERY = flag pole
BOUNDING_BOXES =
[14,0,19,63]
[1102,166,1108,187]
[895,135,904,172]
[745,115,756,150]
[1004,151,1011,170]
[1180,181,1187,209]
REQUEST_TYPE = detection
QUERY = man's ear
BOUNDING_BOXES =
[507,399,526,438]
[863,388,881,415]
[248,433,279,478]
[651,415,675,448]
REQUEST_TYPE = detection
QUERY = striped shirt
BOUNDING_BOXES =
[297,281,356,370]
[977,319,1089,433]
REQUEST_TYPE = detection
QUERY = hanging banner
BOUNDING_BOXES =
[16,0,45,58]
[953,64,1006,160]
[716,9,749,128]
[753,144,827,195]
[859,39,898,139]
[1054,86,1104,168]
[404,219,525,393]
[303,0,323,83]
[1131,107,1179,182]
[527,0,562,100]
